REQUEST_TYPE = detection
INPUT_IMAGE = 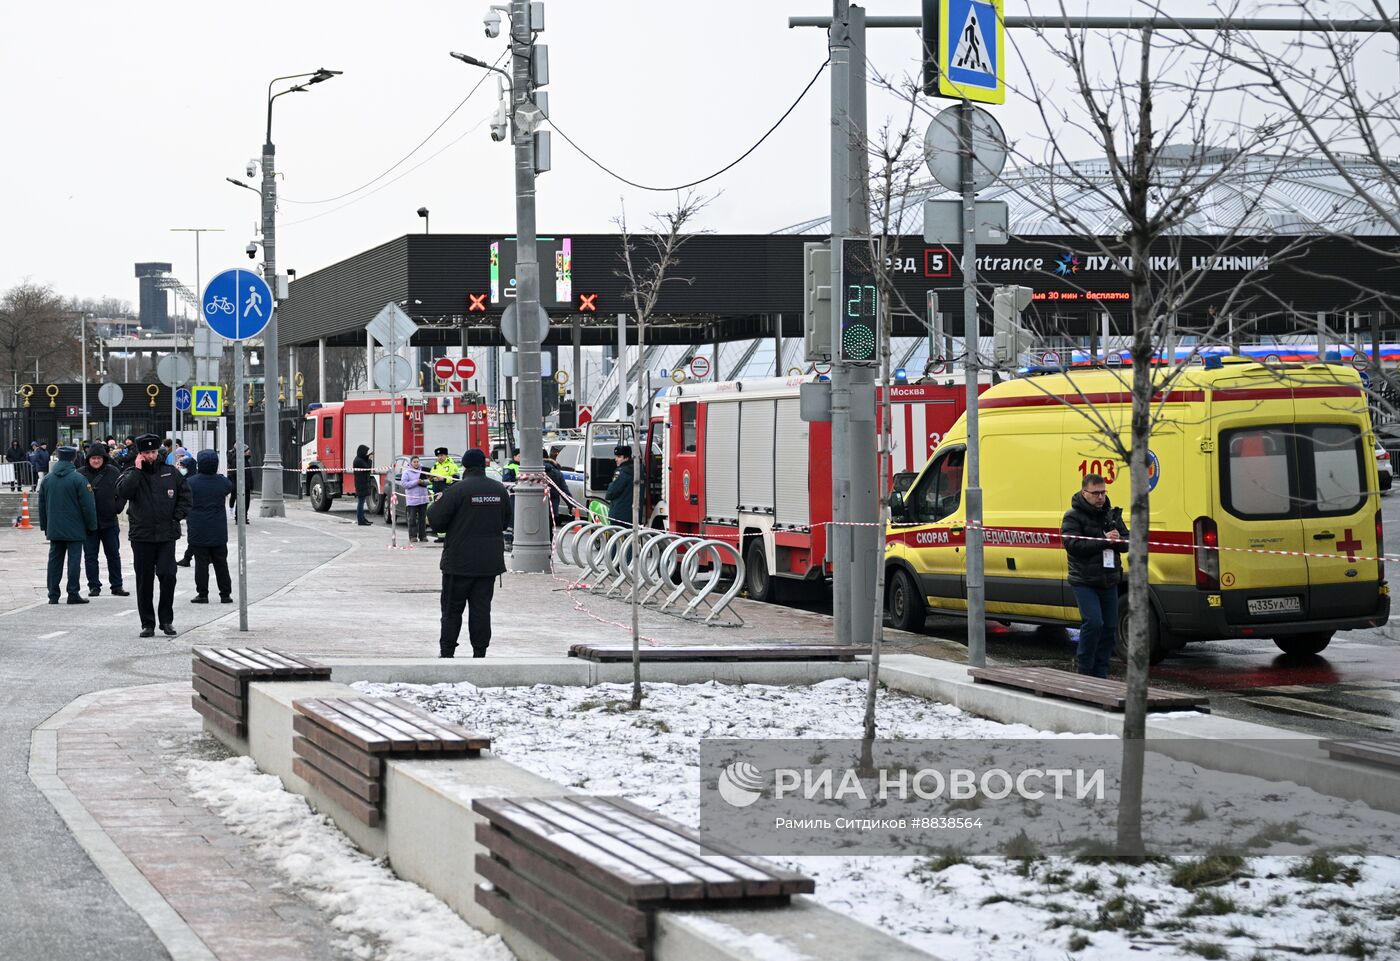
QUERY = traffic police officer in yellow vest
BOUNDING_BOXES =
[428,446,460,543]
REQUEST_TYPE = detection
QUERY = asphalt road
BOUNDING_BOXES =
[0,517,345,961]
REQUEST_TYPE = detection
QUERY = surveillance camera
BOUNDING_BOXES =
[483,10,501,37]
[246,160,257,178]
[489,98,508,142]
[246,242,258,260]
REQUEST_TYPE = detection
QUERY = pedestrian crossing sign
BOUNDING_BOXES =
[937,0,1005,104]
[192,385,223,417]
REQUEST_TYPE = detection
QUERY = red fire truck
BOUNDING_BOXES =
[300,392,491,513]
[581,374,985,601]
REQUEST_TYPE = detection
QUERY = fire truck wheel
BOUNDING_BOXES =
[309,473,332,513]
[1272,631,1333,656]
[1115,603,1169,665]
[886,568,926,633]
[743,539,782,603]
[366,489,384,516]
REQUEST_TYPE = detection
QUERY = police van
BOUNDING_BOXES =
[885,359,1390,662]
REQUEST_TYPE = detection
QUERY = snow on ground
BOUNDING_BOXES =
[360,677,1400,961]
[183,755,516,961]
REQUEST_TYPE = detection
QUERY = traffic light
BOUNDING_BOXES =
[803,242,832,360]
[838,239,879,364]
[992,285,1034,367]
[559,399,576,429]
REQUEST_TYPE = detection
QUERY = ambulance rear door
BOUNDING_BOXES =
[1296,417,1379,618]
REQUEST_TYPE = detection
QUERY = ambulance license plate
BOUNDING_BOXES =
[1247,596,1302,615]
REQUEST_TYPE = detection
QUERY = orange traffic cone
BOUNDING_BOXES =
[17,491,33,530]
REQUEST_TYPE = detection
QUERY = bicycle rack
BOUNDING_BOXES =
[551,523,746,626]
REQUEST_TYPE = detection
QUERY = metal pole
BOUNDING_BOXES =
[789,14,1392,30]
[773,313,784,376]
[572,315,582,409]
[1317,311,1328,363]
[508,0,549,572]
[617,314,627,418]
[260,134,285,516]
[389,321,398,549]
[829,0,853,646]
[81,316,88,440]
[961,101,986,668]
[845,4,877,650]
[234,342,249,631]
[318,338,326,403]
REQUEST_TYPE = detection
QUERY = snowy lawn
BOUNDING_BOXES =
[183,755,517,961]
[356,677,1400,961]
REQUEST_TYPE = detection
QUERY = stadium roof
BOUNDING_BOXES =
[775,150,1400,238]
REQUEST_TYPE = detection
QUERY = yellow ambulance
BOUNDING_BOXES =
[885,359,1389,662]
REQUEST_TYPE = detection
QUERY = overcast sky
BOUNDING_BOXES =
[1,1,1391,307]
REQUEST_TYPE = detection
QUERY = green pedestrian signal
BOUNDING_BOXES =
[838,238,879,364]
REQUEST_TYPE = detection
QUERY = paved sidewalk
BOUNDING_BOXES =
[173,505,960,661]
[32,681,349,961]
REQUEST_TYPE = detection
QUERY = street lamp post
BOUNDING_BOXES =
[80,313,91,438]
[450,0,552,573]
[254,67,340,518]
[417,206,430,234]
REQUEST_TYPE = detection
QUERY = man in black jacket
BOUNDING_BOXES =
[78,443,128,597]
[352,444,374,526]
[1060,473,1130,677]
[427,448,511,658]
[116,434,192,637]
[606,445,635,527]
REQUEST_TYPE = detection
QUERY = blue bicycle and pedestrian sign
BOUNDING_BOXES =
[202,268,273,341]
[174,387,192,412]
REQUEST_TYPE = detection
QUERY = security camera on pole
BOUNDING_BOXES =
[450,1,553,573]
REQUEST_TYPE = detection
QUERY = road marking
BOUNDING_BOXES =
[1239,695,1395,731]
[270,549,282,554]
[38,630,67,640]
[116,608,137,617]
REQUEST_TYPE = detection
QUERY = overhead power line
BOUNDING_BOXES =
[281,50,507,206]
[546,57,831,192]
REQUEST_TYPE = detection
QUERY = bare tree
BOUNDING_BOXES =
[1,282,75,393]
[614,191,710,710]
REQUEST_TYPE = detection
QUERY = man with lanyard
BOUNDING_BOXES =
[427,447,460,544]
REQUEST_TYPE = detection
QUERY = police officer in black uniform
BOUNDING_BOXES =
[116,434,192,637]
[426,448,511,658]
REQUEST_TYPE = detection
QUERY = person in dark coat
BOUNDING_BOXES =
[78,443,128,597]
[28,442,50,488]
[114,436,137,471]
[1060,473,1130,678]
[227,444,253,521]
[352,444,374,526]
[38,446,98,604]
[542,448,569,524]
[186,450,233,604]
[6,440,27,490]
[606,445,635,527]
[116,434,192,637]
[427,448,511,658]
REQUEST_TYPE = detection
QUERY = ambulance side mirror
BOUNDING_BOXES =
[888,490,906,519]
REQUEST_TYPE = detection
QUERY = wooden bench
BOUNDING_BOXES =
[191,647,331,738]
[968,665,1210,713]
[1322,739,1400,770]
[568,643,872,663]
[292,696,491,827]
[474,795,814,961]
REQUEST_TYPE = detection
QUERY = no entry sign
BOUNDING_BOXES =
[433,357,456,382]
[457,357,477,379]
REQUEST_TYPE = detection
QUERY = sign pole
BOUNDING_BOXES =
[960,99,986,668]
[234,341,248,631]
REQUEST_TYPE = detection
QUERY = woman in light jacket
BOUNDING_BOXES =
[401,455,430,542]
